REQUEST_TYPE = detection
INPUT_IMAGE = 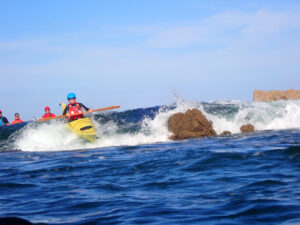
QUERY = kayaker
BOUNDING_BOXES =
[0,110,9,126]
[11,113,24,124]
[42,106,56,118]
[63,93,93,121]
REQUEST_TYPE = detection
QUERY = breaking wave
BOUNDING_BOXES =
[1,98,300,152]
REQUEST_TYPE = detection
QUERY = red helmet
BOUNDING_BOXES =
[45,106,50,111]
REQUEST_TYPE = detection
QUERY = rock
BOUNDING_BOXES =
[221,131,232,135]
[253,89,300,102]
[168,109,217,140]
[240,124,255,133]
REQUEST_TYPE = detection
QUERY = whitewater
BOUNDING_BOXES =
[0,99,300,225]
[2,99,300,152]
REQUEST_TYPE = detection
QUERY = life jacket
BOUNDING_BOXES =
[68,102,83,120]
[0,117,4,126]
[11,119,24,124]
[42,113,56,119]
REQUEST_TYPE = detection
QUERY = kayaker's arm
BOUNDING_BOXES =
[62,105,69,115]
[79,103,93,113]
[3,117,9,125]
[63,105,72,119]
[0,117,9,125]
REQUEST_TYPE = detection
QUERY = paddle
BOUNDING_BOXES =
[38,105,120,122]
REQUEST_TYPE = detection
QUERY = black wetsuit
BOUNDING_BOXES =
[0,116,9,126]
[62,103,90,115]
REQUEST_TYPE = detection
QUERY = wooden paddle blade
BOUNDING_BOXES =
[92,105,120,112]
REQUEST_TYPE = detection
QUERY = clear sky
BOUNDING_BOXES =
[0,0,300,120]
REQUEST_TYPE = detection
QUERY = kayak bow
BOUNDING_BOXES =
[61,102,96,142]
[67,117,97,142]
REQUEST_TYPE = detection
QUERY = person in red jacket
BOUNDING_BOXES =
[42,106,56,119]
[63,93,92,121]
[11,113,24,124]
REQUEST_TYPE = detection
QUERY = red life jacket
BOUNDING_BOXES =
[68,102,83,120]
[11,119,24,124]
[42,113,56,118]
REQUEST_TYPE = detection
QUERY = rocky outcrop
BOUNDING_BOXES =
[221,131,232,135]
[253,89,300,102]
[240,124,255,133]
[168,109,217,140]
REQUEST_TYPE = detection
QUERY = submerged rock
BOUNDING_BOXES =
[253,89,300,102]
[168,109,217,140]
[240,124,255,133]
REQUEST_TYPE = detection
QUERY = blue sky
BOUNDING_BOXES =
[0,0,300,120]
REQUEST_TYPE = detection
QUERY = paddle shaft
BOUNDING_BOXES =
[38,105,120,122]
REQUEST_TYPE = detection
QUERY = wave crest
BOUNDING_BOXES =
[1,98,300,152]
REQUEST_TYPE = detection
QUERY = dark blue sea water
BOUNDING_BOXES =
[0,101,300,224]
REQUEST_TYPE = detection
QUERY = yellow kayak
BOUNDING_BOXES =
[62,102,97,142]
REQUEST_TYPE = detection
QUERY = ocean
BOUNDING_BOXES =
[0,99,300,224]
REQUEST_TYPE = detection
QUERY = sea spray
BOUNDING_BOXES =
[205,100,300,134]
[13,120,97,151]
[3,99,300,152]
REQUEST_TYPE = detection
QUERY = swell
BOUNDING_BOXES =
[1,137,300,224]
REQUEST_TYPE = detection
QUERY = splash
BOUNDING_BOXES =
[4,98,300,152]
[13,120,91,151]
[208,100,300,134]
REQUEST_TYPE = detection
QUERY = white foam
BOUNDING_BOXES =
[14,120,93,151]
[15,98,300,152]
[207,100,300,134]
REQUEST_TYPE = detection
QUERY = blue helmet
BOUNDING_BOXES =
[67,93,76,100]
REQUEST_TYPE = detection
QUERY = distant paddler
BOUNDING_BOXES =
[11,113,24,124]
[42,106,56,119]
[0,110,9,126]
[63,93,93,121]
